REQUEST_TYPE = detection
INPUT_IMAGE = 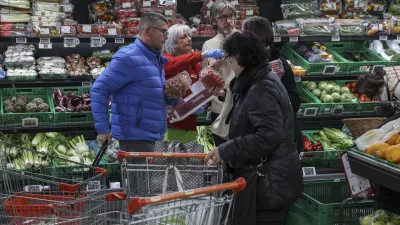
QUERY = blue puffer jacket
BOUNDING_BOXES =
[91,39,176,141]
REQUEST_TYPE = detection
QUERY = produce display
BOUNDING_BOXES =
[66,54,90,76]
[295,42,335,63]
[303,135,324,152]
[312,128,354,150]
[37,56,68,79]
[359,209,400,225]
[3,95,50,113]
[52,88,91,112]
[164,71,191,99]
[301,81,356,103]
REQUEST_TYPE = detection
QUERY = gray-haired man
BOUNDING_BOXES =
[92,13,179,164]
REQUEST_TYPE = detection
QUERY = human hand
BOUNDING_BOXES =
[205,147,224,164]
[209,58,225,71]
[97,133,112,145]
[192,104,206,115]
[205,49,225,59]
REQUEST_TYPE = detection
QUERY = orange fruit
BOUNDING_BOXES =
[366,142,390,159]
[386,145,400,163]
[386,133,400,145]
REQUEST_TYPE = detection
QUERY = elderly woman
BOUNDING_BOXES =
[162,24,224,143]
[205,31,302,225]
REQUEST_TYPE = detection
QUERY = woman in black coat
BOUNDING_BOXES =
[205,31,303,225]
[242,16,303,153]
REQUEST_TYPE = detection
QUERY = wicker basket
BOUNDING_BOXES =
[343,117,385,137]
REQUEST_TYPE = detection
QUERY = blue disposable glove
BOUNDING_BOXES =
[192,104,206,115]
[205,49,225,59]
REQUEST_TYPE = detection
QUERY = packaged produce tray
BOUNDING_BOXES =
[282,43,349,75]
[52,87,94,125]
[301,130,344,168]
[0,88,54,126]
[285,179,374,225]
[299,83,358,115]
[297,85,321,117]
[323,42,388,74]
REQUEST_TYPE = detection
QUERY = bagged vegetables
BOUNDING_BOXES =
[164,71,191,99]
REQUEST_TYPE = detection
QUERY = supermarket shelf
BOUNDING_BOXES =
[0,77,93,88]
[303,172,345,181]
[298,113,379,130]
[347,150,400,193]
[276,35,399,43]
[300,74,360,81]
[0,124,95,134]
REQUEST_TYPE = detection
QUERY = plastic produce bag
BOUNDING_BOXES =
[281,2,317,20]
[343,0,367,13]
[355,116,400,150]
[319,0,342,15]
[298,18,336,36]
[105,138,119,162]
[367,0,386,14]
[274,20,300,36]
[164,71,191,99]
[359,209,400,225]
[335,19,366,36]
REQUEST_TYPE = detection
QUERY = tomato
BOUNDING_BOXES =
[354,93,359,98]
[345,83,352,88]
[351,82,356,88]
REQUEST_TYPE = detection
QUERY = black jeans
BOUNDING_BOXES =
[211,112,228,146]
[257,207,287,225]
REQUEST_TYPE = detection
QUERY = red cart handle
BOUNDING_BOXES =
[126,177,246,215]
[118,150,206,162]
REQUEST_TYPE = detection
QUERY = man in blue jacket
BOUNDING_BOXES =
[91,13,177,159]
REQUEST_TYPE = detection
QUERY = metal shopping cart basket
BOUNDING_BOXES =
[0,140,109,225]
[96,178,246,225]
[117,151,223,197]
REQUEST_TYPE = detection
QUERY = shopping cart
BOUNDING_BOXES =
[0,139,109,225]
[97,178,246,225]
[117,150,223,197]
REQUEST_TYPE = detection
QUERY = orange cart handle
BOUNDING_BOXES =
[117,150,206,161]
[106,192,127,201]
[126,177,246,215]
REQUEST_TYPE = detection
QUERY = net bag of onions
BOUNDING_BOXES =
[164,71,191,99]
[199,67,225,89]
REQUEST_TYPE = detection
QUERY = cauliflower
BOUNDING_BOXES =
[26,102,38,112]
[3,99,12,107]
[13,105,24,112]
[5,105,14,113]
[32,98,45,105]
[38,103,50,112]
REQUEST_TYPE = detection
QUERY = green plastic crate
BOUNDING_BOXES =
[282,43,349,75]
[323,42,388,74]
[0,88,54,126]
[104,162,122,182]
[297,85,321,117]
[52,87,94,125]
[285,179,374,225]
[301,130,345,168]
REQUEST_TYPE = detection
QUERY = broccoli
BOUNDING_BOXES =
[26,102,38,112]
[32,98,45,105]
[38,103,50,112]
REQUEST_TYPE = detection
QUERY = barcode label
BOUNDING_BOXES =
[274,36,281,43]
[22,118,38,127]
[302,167,316,177]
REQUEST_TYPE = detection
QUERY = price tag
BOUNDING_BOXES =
[143,0,151,7]
[303,108,318,117]
[87,181,101,191]
[83,25,92,33]
[341,153,374,197]
[82,82,92,87]
[39,43,52,49]
[115,38,125,44]
[22,118,38,127]
[64,37,79,48]
[15,37,27,44]
[61,26,71,34]
[122,2,130,8]
[289,36,298,42]
[294,76,301,82]
[165,9,173,16]
[302,167,316,177]
[206,110,212,120]
[331,36,340,42]
[110,182,121,189]
[359,66,370,72]
[372,65,385,73]
[379,35,388,41]
[246,9,254,16]
[91,37,104,47]
[108,28,117,35]
[273,36,281,43]
[40,38,50,44]
[40,28,50,35]
[322,65,337,75]
[332,107,344,115]
[101,50,110,54]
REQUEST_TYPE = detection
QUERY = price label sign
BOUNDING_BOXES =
[341,153,374,197]
[64,37,79,48]
[322,65,337,75]
[372,65,385,73]
[331,36,340,42]
[91,37,105,48]
[115,38,125,44]
[303,108,318,117]
[332,107,344,115]
[274,36,281,43]
[302,167,316,177]
[22,118,38,128]
[15,37,27,44]
[40,38,50,44]
[24,185,42,192]
[379,35,388,41]
[39,43,52,49]
[289,36,299,42]
[87,181,101,192]
[397,35,400,41]
[82,82,92,87]
[294,77,301,83]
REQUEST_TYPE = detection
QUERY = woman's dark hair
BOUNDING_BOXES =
[242,16,281,60]
[354,68,385,99]
[223,31,269,68]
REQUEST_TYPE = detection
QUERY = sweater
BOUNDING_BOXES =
[201,33,236,114]
[163,51,202,131]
